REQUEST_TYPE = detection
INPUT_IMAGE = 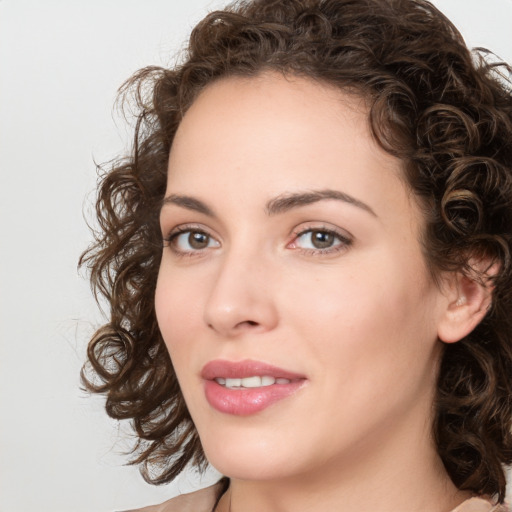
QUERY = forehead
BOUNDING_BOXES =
[173,72,371,154]
[166,72,415,224]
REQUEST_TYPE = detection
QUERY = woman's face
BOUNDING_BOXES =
[155,73,449,481]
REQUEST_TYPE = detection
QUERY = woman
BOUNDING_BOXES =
[81,0,512,510]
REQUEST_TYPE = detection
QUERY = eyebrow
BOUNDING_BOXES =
[161,194,215,217]
[161,189,377,218]
[265,189,377,217]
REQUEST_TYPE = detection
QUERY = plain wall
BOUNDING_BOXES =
[1,1,511,511]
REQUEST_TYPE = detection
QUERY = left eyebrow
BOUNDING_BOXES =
[265,189,377,217]
[160,194,216,217]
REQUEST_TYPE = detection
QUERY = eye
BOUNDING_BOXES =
[298,230,338,249]
[165,227,220,255]
[289,227,352,254]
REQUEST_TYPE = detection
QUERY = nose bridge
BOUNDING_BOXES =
[204,239,278,336]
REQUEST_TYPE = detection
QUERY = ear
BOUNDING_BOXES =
[437,261,498,344]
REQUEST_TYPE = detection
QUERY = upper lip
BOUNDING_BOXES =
[201,359,305,381]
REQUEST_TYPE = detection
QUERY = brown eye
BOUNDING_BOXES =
[292,228,351,253]
[168,229,220,254]
[310,230,335,249]
[188,231,210,249]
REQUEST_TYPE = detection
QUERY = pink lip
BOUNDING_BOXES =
[201,359,306,416]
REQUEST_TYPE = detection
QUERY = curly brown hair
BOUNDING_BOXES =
[80,0,512,502]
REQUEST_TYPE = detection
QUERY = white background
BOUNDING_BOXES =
[1,1,511,511]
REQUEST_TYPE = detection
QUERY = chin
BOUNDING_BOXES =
[208,454,292,482]
[199,426,303,481]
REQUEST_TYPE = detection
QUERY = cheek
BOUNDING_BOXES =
[154,270,211,420]
[285,251,439,369]
[290,259,439,435]
[154,269,203,361]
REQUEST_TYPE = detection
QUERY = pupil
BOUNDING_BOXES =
[189,232,208,249]
[312,231,333,249]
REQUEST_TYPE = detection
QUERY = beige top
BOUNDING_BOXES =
[121,482,223,512]
[122,483,509,512]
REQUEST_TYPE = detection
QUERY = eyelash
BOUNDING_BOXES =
[162,225,353,257]
[163,224,218,257]
[289,226,353,255]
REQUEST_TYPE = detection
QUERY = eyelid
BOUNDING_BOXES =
[163,222,212,240]
[162,222,352,257]
[163,223,220,256]
[288,223,353,254]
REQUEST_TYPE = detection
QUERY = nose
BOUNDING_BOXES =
[203,251,279,338]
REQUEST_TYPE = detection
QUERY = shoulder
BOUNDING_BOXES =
[120,481,225,512]
[451,497,510,512]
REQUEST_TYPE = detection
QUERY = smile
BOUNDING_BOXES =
[202,360,306,415]
[215,376,292,388]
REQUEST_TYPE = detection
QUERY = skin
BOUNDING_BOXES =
[155,73,486,511]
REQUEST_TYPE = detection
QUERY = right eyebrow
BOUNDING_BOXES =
[160,194,216,217]
[265,189,377,217]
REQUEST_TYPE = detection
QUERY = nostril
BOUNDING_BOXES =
[236,320,259,328]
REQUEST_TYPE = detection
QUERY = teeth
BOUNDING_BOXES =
[238,376,262,388]
[225,378,241,388]
[214,376,291,388]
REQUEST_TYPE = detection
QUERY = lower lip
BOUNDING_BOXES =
[204,379,305,416]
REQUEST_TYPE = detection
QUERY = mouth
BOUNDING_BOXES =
[214,376,293,388]
[201,359,306,416]
[201,359,305,385]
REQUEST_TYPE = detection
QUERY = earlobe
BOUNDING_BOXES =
[437,263,497,344]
